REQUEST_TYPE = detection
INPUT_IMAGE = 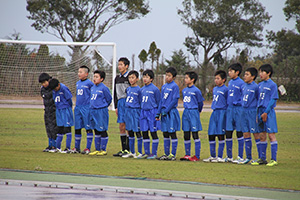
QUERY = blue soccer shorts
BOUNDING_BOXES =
[241,108,258,133]
[182,109,202,132]
[140,108,161,132]
[208,109,226,135]
[160,108,180,133]
[56,107,74,127]
[226,105,242,132]
[74,105,91,130]
[124,107,141,132]
[90,107,109,131]
[117,98,126,123]
[257,107,278,133]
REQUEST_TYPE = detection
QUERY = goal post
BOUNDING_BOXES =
[0,39,117,110]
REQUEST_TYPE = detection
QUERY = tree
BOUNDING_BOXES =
[283,0,300,32]
[27,0,150,54]
[148,41,159,70]
[138,49,148,72]
[164,49,192,75]
[178,0,270,96]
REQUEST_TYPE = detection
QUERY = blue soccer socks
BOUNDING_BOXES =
[164,138,171,156]
[66,132,72,149]
[94,135,101,151]
[86,132,93,150]
[255,139,261,158]
[143,139,150,155]
[129,136,135,154]
[184,140,191,156]
[209,141,216,157]
[171,138,178,156]
[74,134,82,150]
[237,137,244,158]
[218,140,225,158]
[152,139,159,155]
[56,134,63,149]
[51,138,56,148]
[137,137,143,154]
[194,139,201,159]
[270,141,278,161]
[226,138,233,158]
[101,137,108,151]
[244,137,252,160]
[260,141,268,160]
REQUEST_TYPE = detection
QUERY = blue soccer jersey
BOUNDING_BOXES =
[125,86,141,108]
[53,83,73,109]
[182,85,205,110]
[227,77,244,106]
[242,81,259,108]
[140,83,161,110]
[211,85,228,110]
[158,81,180,113]
[90,83,112,109]
[257,79,279,109]
[76,79,94,106]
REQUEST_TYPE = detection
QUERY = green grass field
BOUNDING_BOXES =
[0,108,299,191]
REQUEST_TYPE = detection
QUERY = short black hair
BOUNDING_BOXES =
[48,78,59,90]
[128,70,139,79]
[185,71,198,84]
[79,65,90,73]
[94,70,106,81]
[143,69,154,79]
[166,67,177,77]
[259,64,273,78]
[215,70,227,82]
[118,57,130,66]
[38,73,51,83]
[245,67,258,80]
[228,63,243,76]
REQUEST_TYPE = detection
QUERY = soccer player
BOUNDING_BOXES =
[225,63,245,163]
[251,64,279,167]
[156,67,180,161]
[73,66,94,154]
[203,70,228,163]
[122,70,143,158]
[49,78,74,153]
[38,73,57,152]
[139,69,161,159]
[180,71,204,162]
[239,67,260,164]
[113,57,131,157]
[89,70,112,156]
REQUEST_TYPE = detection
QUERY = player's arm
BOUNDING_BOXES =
[155,89,162,120]
[105,87,113,106]
[261,99,276,122]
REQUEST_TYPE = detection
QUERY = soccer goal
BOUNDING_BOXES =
[0,39,116,106]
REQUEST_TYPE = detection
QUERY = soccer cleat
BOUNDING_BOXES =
[239,158,251,165]
[89,150,100,156]
[232,156,244,164]
[180,155,191,161]
[49,148,59,153]
[137,154,148,159]
[71,148,80,154]
[203,157,217,163]
[224,157,233,162]
[266,160,278,167]
[251,159,268,166]
[43,146,51,152]
[97,151,107,156]
[166,154,176,161]
[81,148,90,155]
[61,148,71,153]
[147,154,157,159]
[157,154,168,160]
[134,153,143,159]
[113,150,123,157]
[211,157,225,163]
[189,155,199,162]
[122,152,135,158]
[121,150,130,156]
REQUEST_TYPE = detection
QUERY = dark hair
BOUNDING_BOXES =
[118,57,130,66]
[185,71,198,84]
[94,70,106,81]
[228,63,243,76]
[143,69,154,79]
[38,73,52,83]
[128,70,139,79]
[215,70,227,82]
[166,67,177,77]
[259,64,273,78]
[79,65,90,73]
[48,78,59,90]
[245,67,258,80]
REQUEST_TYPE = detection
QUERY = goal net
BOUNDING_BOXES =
[0,39,116,102]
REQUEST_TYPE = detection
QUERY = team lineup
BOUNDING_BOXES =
[39,57,278,166]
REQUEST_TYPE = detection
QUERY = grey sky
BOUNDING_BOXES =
[0,0,296,69]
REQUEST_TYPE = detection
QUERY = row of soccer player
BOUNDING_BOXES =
[38,58,278,166]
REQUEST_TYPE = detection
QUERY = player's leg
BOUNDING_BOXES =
[225,106,234,161]
[192,132,201,161]
[97,131,108,156]
[139,131,150,159]
[203,135,217,162]
[61,127,72,153]
[235,106,244,162]
[266,133,278,166]
[74,106,82,153]
[181,131,191,160]
[89,129,101,155]
[213,134,225,163]
[128,130,135,154]
[147,131,159,159]
[43,112,52,152]
[241,132,252,164]
[167,132,177,161]
[74,129,82,153]
[82,129,93,154]
[158,132,170,160]
[135,131,143,156]
[55,126,64,152]
[253,133,261,160]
